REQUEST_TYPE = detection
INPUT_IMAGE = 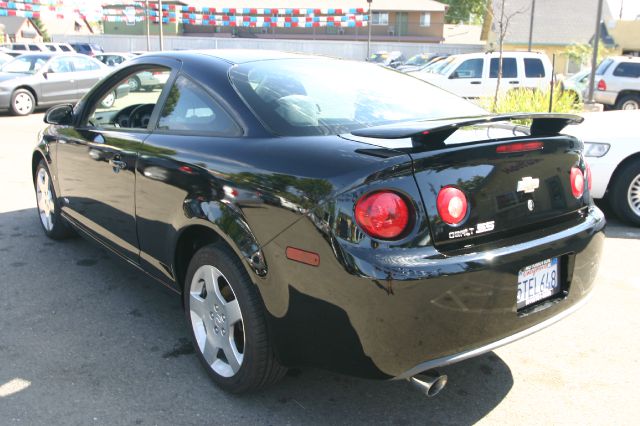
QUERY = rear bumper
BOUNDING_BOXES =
[594,91,617,106]
[262,206,605,379]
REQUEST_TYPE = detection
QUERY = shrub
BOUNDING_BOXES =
[477,85,582,115]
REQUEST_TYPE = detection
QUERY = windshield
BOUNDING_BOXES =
[405,54,431,66]
[1,55,49,73]
[230,59,485,136]
[435,57,458,75]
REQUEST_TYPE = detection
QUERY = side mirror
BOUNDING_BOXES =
[449,71,459,79]
[44,104,74,125]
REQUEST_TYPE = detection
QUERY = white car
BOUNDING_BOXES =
[563,110,640,225]
[408,51,552,99]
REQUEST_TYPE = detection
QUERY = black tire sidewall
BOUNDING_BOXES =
[183,244,269,393]
[615,95,640,111]
[610,161,640,226]
[11,89,35,116]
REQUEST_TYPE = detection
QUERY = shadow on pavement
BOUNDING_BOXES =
[0,208,513,425]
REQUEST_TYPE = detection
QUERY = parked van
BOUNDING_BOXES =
[408,51,552,98]
[0,42,47,52]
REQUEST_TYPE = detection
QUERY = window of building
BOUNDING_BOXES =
[157,75,241,135]
[490,57,517,78]
[451,59,484,79]
[613,62,640,78]
[372,12,389,26]
[420,13,431,27]
[524,58,546,78]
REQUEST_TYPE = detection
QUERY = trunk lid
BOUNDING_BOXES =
[346,114,588,249]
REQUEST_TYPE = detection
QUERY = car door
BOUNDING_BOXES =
[39,56,78,104]
[69,55,108,97]
[55,62,176,262]
[488,56,518,95]
[445,58,485,98]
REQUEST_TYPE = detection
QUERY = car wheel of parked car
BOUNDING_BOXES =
[100,91,116,108]
[34,160,75,239]
[609,160,640,226]
[127,77,141,92]
[184,244,287,393]
[11,89,35,116]
[615,94,640,110]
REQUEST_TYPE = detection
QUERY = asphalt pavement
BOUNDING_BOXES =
[1,112,639,425]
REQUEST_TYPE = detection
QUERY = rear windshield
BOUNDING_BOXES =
[595,59,613,75]
[229,59,485,136]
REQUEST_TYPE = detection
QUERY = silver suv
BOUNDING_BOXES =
[594,56,640,110]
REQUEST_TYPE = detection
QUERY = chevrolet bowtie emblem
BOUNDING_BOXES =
[517,177,540,193]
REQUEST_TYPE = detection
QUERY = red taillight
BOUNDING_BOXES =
[436,186,468,225]
[496,141,544,154]
[355,191,410,239]
[570,167,584,198]
[585,163,593,191]
[597,79,606,91]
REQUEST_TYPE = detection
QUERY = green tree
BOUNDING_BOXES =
[440,0,487,24]
[563,42,617,69]
[32,18,50,42]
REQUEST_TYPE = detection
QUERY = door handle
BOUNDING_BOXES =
[470,81,481,84]
[109,157,127,172]
[508,81,519,84]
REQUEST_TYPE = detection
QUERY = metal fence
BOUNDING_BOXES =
[52,34,483,60]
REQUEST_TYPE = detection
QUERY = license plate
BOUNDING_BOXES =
[517,258,560,310]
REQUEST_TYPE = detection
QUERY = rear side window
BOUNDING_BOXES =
[13,45,25,51]
[524,58,546,78]
[451,58,483,79]
[490,57,517,78]
[595,59,613,75]
[612,62,640,78]
[70,56,100,71]
[60,45,71,52]
[29,45,40,51]
[158,75,240,135]
[46,45,56,52]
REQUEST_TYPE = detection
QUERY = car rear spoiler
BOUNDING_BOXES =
[350,113,584,148]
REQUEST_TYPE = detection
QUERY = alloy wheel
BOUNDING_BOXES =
[36,167,55,231]
[189,265,245,378]
[627,173,640,217]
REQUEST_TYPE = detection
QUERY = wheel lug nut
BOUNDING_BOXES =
[221,329,226,335]
[214,326,219,334]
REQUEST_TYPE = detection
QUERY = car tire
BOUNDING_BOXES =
[615,94,640,110]
[100,91,116,108]
[10,88,35,116]
[184,243,287,393]
[609,160,640,226]
[127,77,141,92]
[34,160,75,239]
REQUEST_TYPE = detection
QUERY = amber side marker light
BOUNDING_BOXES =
[496,141,543,154]
[286,247,320,267]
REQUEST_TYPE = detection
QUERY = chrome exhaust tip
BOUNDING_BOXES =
[408,371,448,398]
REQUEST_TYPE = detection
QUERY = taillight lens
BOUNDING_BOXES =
[570,167,585,198]
[355,191,410,239]
[585,163,593,191]
[436,186,468,225]
[597,79,606,91]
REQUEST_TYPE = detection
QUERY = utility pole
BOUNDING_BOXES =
[145,0,150,51]
[527,0,536,51]
[587,0,604,104]
[366,0,373,60]
[158,0,164,51]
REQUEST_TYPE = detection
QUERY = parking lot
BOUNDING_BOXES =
[1,111,639,425]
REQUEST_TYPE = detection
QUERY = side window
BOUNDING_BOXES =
[70,56,100,71]
[60,45,71,52]
[46,45,57,52]
[157,75,240,135]
[451,59,483,79]
[14,45,25,51]
[29,45,40,51]
[87,67,171,130]
[613,62,640,78]
[524,58,546,78]
[48,58,73,73]
[489,57,517,78]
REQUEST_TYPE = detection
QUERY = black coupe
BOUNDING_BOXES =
[32,50,605,395]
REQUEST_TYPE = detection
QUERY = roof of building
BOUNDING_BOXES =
[0,16,30,36]
[186,0,447,12]
[490,0,614,46]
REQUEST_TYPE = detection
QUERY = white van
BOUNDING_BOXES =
[408,51,552,98]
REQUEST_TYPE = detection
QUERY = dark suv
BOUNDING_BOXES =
[69,43,104,57]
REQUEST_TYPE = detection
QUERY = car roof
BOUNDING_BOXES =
[608,56,640,63]
[141,49,322,65]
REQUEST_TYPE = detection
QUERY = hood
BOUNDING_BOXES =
[0,72,32,85]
